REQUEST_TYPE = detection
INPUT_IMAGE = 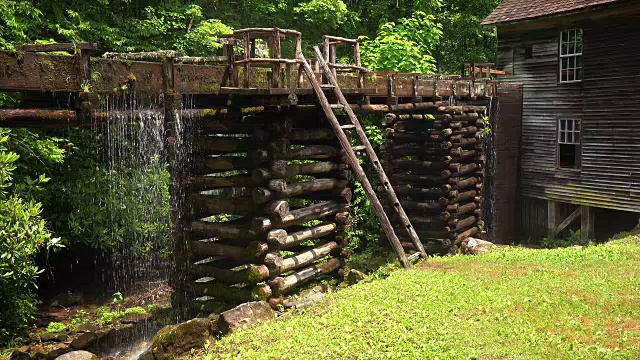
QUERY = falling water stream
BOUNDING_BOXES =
[88,92,176,359]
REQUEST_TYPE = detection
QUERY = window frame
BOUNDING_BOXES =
[556,118,582,170]
[559,29,583,83]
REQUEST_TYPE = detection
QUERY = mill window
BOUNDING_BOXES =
[558,119,581,169]
[559,29,583,82]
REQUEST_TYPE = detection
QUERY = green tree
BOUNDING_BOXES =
[360,11,443,73]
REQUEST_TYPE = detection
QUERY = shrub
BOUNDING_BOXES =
[0,130,61,345]
[46,322,67,333]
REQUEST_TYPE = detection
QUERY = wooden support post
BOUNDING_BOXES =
[581,206,595,242]
[243,32,250,88]
[547,200,562,237]
[295,34,304,88]
[271,29,281,88]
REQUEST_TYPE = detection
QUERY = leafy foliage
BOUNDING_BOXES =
[360,12,442,73]
[45,322,66,333]
[0,130,61,345]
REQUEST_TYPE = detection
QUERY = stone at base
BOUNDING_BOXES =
[54,350,97,360]
[346,269,367,285]
[217,301,276,335]
[461,237,493,255]
[145,316,213,360]
[40,332,68,342]
[70,332,97,350]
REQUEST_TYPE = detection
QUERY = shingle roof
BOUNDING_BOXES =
[482,0,622,25]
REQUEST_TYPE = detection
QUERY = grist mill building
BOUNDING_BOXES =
[483,0,640,241]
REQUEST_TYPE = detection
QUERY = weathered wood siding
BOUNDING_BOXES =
[496,12,640,213]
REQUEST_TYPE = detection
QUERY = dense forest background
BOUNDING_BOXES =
[0,0,499,346]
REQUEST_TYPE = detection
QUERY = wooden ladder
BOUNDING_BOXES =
[298,47,428,268]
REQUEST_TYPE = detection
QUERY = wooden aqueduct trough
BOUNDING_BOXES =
[0,28,522,312]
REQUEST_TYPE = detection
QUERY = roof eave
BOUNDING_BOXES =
[481,0,627,27]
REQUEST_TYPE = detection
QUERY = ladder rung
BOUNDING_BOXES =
[352,145,367,152]
[408,252,422,262]
[330,104,344,109]
[321,84,335,89]
[340,124,356,130]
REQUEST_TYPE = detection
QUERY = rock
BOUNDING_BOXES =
[346,269,367,285]
[136,350,155,360]
[50,293,83,307]
[70,332,97,350]
[74,324,99,333]
[45,343,71,359]
[40,332,68,342]
[461,237,493,255]
[147,317,212,360]
[217,301,276,335]
[120,312,152,324]
[54,350,97,360]
[10,350,30,360]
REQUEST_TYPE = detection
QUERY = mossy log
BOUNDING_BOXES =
[191,194,255,218]
[283,145,341,160]
[455,226,479,245]
[191,155,256,174]
[249,149,272,163]
[413,229,455,240]
[193,136,257,154]
[191,281,272,301]
[264,241,339,275]
[252,161,343,182]
[296,187,352,203]
[334,211,352,225]
[383,128,452,142]
[451,176,479,190]
[456,126,478,135]
[253,179,341,204]
[391,213,455,227]
[454,150,481,162]
[186,175,261,190]
[266,222,337,249]
[451,189,478,204]
[384,186,447,200]
[390,159,448,171]
[399,199,448,214]
[452,137,477,148]
[265,200,290,222]
[391,173,448,185]
[191,240,269,261]
[456,202,478,216]
[286,161,344,177]
[452,163,480,177]
[391,121,438,132]
[268,258,341,295]
[190,264,270,284]
[454,216,478,231]
[196,119,256,135]
[252,200,344,233]
[290,128,336,142]
[189,219,257,241]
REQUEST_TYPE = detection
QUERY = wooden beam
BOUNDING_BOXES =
[550,206,582,238]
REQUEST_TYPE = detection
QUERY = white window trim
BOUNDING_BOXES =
[557,119,582,170]
[558,119,581,145]
[559,29,583,83]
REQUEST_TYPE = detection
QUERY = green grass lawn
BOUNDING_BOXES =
[204,233,640,359]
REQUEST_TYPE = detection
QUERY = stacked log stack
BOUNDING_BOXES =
[183,105,350,312]
[381,104,486,254]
